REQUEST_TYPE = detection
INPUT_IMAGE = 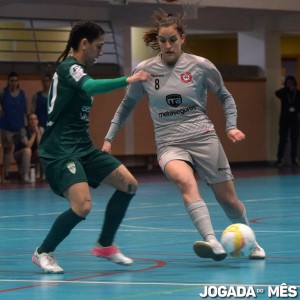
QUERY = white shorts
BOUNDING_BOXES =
[157,132,234,185]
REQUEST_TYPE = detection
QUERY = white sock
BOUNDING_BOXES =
[227,205,260,246]
[185,200,216,241]
[227,204,249,226]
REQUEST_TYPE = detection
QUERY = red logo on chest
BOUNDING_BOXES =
[180,72,192,83]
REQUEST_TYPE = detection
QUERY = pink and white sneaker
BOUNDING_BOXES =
[91,243,133,266]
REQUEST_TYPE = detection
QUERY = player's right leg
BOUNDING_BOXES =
[163,159,227,261]
[32,158,90,273]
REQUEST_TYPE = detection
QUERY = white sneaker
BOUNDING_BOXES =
[193,239,227,261]
[32,248,64,273]
[249,242,266,259]
[91,243,133,265]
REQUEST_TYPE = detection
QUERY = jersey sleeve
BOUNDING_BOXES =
[82,77,127,96]
[202,59,237,131]
[62,62,92,89]
[105,67,146,141]
[105,95,141,142]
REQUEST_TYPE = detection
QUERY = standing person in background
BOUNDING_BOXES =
[14,113,44,183]
[30,74,51,129]
[103,10,265,261]
[275,75,300,167]
[0,71,28,180]
[31,20,149,274]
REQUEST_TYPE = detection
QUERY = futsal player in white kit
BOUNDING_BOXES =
[103,10,265,261]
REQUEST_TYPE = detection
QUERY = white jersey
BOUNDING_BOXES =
[106,52,237,147]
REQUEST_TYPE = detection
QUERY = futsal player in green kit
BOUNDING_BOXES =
[32,21,149,273]
[103,10,266,261]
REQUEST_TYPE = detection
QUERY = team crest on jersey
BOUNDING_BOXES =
[67,162,76,174]
[166,94,182,107]
[180,72,192,83]
[70,64,86,82]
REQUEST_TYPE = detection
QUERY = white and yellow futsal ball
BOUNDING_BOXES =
[220,223,256,257]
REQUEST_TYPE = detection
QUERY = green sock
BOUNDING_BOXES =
[98,190,134,247]
[38,208,85,254]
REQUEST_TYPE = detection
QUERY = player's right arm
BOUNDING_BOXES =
[82,70,149,96]
[102,94,141,154]
[101,64,149,153]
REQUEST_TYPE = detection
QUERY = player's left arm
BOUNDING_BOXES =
[205,63,245,143]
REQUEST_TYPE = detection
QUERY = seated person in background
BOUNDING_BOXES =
[30,74,51,129]
[14,113,44,183]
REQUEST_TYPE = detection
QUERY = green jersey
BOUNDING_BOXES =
[39,56,126,159]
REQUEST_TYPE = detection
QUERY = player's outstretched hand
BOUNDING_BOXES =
[102,140,112,154]
[227,128,245,143]
[126,70,150,84]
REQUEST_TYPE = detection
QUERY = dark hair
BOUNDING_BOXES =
[56,20,105,63]
[284,75,297,87]
[143,9,186,50]
[8,71,18,79]
[7,71,19,89]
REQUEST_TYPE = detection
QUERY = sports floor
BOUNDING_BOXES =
[0,165,300,299]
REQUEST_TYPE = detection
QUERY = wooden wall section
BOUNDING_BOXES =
[0,78,267,164]
[207,79,267,162]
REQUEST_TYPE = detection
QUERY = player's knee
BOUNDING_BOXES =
[127,177,138,194]
[74,198,92,218]
[175,176,193,193]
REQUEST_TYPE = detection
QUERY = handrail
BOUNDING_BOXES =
[0,18,119,63]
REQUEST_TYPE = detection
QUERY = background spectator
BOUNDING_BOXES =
[275,75,300,167]
[29,74,51,129]
[0,71,28,179]
[14,113,44,183]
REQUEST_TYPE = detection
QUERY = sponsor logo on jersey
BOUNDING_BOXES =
[166,94,182,107]
[70,64,86,82]
[159,105,197,117]
[180,72,192,83]
[151,74,165,78]
[67,162,76,174]
[218,167,230,171]
[80,105,91,121]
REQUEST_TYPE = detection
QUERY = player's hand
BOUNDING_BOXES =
[102,140,112,154]
[126,70,150,84]
[227,128,245,143]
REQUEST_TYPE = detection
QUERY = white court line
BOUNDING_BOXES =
[0,279,299,288]
[0,195,299,219]
[0,227,300,234]
[0,196,299,222]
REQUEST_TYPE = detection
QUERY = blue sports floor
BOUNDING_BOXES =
[0,166,300,299]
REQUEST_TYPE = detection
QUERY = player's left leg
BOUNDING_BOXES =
[91,164,137,265]
[211,180,265,259]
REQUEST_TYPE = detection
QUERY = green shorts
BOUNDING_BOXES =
[41,148,121,197]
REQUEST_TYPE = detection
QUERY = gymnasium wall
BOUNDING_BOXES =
[0,77,267,165]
